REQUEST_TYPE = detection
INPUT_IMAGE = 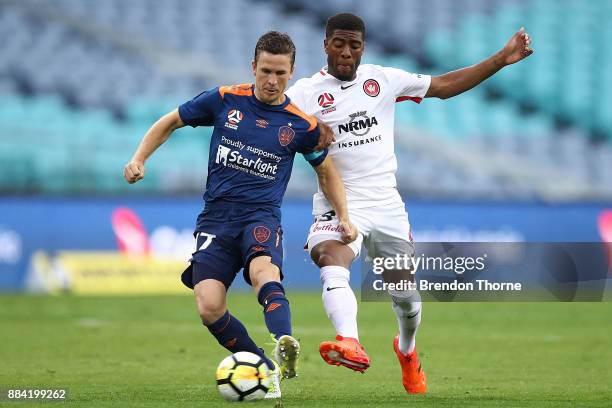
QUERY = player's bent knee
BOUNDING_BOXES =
[248,257,280,290]
[194,281,227,324]
[197,300,226,325]
[311,241,353,268]
[313,252,337,267]
[389,289,422,316]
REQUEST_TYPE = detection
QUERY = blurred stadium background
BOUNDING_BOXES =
[0,0,611,292]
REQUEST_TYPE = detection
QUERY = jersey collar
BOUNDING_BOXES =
[250,84,291,110]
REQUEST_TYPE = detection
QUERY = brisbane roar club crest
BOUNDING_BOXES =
[363,79,380,97]
[278,126,295,146]
[253,226,271,243]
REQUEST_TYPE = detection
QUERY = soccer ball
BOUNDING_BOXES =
[215,351,271,401]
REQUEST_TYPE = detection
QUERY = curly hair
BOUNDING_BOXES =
[325,13,366,39]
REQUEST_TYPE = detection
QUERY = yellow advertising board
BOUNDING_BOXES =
[29,251,189,295]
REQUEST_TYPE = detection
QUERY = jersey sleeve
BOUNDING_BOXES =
[178,87,223,127]
[285,79,312,114]
[297,126,328,167]
[383,67,431,103]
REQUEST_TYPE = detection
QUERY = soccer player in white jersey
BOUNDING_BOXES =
[285,13,533,393]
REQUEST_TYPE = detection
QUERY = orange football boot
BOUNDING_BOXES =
[319,335,371,372]
[393,335,427,394]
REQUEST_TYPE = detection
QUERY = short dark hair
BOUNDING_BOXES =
[254,31,296,66]
[325,13,366,39]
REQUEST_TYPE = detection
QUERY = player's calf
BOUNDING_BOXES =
[194,279,275,370]
[256,282,301,379]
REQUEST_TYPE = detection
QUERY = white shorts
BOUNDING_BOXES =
[306,201,415,260]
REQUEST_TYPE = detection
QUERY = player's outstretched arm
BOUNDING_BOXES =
[313,156,358,243]
[425,28,533,100]
[124,108,185,184]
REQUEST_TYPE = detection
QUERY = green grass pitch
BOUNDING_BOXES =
[1,293,611,407]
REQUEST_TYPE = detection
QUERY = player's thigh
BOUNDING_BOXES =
[240,221,284,287]
[366,204,414,257]
[306,210,366,264]
[194,278,228,324]
[181,230,243,291]
[365,205,416,283]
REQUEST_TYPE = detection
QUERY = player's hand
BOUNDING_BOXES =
[499,27,533,66]
[123,160,145,184]
[339,219,358,244]
[314,122,335,151]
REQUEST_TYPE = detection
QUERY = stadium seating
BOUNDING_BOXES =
[0,92,209,194]
[424,0,612,138]
[0,0,610,200]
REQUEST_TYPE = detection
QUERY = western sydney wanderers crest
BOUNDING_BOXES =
[363,79,380,97]
[278,126,295,146]
[253,226,271,243]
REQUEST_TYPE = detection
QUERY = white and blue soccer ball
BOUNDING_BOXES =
[215,351,271,401]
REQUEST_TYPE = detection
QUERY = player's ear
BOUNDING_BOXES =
[323,38,329,54]
[251,59,257,76]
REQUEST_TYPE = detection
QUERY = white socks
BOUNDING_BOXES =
[391,291,422,355]
[320,265,359,339]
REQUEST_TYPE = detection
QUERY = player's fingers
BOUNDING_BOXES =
[131,164,144,178]
[340,222,353,242]
[132,163,143,176]
[133,166,145,182]
[126,165,138,180]
[316,122,335,151]
[124,163,144,183]
[343,223,358,243]
[316,137,333,151]
[124,166,135,181]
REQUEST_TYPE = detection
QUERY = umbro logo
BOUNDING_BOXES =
[340,83,357,90]
[266,302,282,312]
[224,338,237,348]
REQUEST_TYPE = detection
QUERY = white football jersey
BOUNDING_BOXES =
[286,64,431,214]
